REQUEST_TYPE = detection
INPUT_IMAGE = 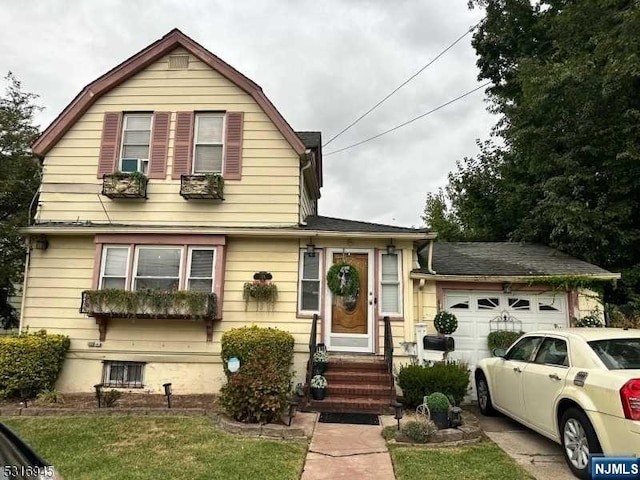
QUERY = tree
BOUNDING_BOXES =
[425,0,640,313]
[0,72,42,328]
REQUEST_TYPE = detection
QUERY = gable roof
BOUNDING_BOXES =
[33,29,306,156]
[301,215,429,234]
[415,242,617,278]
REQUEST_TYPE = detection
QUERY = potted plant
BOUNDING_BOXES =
[313,350,328,375]
[310,375,327,400]
[426,392,450,429]
[242,281,278,311]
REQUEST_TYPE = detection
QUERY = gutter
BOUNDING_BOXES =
[18,241,31,334]
[409,272,621,282]
[426,239,437,274]
[22,224,435,241]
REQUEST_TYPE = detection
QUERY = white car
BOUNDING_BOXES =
[474,328,640,479]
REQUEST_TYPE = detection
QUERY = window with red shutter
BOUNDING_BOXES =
[172,112,194,179]
[97,112,123,178]
[223,112,244,180]
[148,112,171,179]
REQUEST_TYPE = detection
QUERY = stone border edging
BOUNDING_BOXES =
[212,413,308,440]
[387,409,483,448]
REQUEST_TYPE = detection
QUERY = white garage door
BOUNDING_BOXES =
[443,291,569,371]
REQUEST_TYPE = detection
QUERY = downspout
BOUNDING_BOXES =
[19,239,31,334]
[427,239,437,274]
[299,150,313,224]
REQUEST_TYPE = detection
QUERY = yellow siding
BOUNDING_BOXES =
[576,289,603,320]
[413,280,438,338]
[37,47,301,227]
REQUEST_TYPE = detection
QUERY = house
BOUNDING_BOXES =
[21,29,618,412]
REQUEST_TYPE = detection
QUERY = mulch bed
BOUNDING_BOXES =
[0,393,218,410]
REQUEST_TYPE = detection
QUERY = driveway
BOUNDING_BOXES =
[471,407,576,480]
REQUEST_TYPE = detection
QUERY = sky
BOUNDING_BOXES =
[0,0,496,228]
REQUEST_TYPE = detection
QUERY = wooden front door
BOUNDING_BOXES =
[326,250,374,352]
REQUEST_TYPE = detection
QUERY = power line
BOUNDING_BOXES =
[324,81,490,157]
[322,21,481,148]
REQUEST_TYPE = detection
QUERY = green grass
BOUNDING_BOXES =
[3,416,307,480]
[390,440,533,480]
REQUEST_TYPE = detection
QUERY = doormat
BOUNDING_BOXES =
[318,412,380,425]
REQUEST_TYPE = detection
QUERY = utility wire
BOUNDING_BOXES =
[322,21,481,148]
[324,81,490,157]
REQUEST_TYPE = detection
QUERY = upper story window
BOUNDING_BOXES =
[193,113,225,174]
[99,244,216,292]
[380,252,403,317]
[298,250,323,315]
[120,114,152,174]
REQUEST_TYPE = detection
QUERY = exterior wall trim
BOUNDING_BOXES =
[32,29,306,157]
[94,234,226,245]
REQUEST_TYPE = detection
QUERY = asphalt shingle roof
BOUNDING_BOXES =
[296,131,322,149]
[301,215,428,234]
[416,242,615,277]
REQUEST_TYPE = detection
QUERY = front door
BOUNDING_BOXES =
[325,250,374,352]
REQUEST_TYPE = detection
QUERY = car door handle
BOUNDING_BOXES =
[513,367,522,373]
[549,373,561,381]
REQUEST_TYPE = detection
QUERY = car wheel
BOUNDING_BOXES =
[476,372,496,416]
[560,407,602,480]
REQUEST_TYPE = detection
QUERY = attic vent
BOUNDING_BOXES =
[168,55,189,70]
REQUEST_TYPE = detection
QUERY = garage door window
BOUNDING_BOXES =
[478,297,500,310]
[508,297,530,310]
[538,296,562,312]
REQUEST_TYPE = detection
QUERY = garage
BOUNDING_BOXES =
[443,290,570,370]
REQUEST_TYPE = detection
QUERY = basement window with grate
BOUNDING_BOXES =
[103,361,145,388]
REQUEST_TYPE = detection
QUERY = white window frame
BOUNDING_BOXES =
[297,249,323,316]
[99,245,131,289]
[103,361,145,388]
[192,113,226,174]
[132,246,184,291]
[187,247,216,292]
[379,251,403,317]
[119,113,153,174]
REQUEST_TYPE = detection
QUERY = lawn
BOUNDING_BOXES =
[3,416,307,480]
[390,440,533,480]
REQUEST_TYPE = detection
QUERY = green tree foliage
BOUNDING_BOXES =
[0,73,41,328]
[425,0,640,313]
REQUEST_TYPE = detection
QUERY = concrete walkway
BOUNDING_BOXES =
[300,418,395,480]
[475,410,575,480]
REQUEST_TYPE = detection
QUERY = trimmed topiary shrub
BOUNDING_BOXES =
[487,331,525,352]
[400,418,437,443]
[220,326,294,423]
[426,392,450,412]
[220,325,294,378]
[0,331,70,399]
[433,311,458,335]
[397,361,470,408]
[220,355,292,424]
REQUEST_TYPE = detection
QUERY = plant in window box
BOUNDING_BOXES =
[425,392,451,429]
[180,173,224,200]
[242,281,278,311]
[102,171,148,199]
[312,350,329,375]
[310,374,327,400]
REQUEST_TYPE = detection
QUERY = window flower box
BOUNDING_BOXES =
[180,174,224,200]
[102,172,148,199]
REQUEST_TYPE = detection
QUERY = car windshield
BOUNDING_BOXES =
[588,338,640,369]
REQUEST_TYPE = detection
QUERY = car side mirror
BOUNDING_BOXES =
[493,348,507,358]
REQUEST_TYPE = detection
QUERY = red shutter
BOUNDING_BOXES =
[172,111,194,179]
[148,112,170,179]
[223,112,244,180]
[97,112,122,178]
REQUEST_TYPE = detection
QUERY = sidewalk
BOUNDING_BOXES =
[300,418,395,480]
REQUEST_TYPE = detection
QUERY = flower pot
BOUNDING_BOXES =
[313,362,327,375]
[310,387,326,400]
[431,411,450,429]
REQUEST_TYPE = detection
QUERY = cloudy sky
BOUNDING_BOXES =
[1,0,496,228]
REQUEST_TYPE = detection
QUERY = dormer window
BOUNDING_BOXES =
[193,113,224,173]
[120,113,152,174]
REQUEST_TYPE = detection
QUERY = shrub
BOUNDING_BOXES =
[434,311,458,335]
[426,392,450,412]
[102,389,122,407]
[36,388,64,404]
[396,361,470,408]
[487,331,525,352]
[400,419,437,443]
[220,356,291,424]
[576,309,604,328]
[221,325,294,378]
[0,331,70,399]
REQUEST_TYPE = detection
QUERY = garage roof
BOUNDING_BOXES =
[416,242,617,277]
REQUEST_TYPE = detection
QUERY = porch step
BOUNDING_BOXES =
[307,395,393,414]
[327,384,392,398]
[324,370,391,385]
[328,358,388,373]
